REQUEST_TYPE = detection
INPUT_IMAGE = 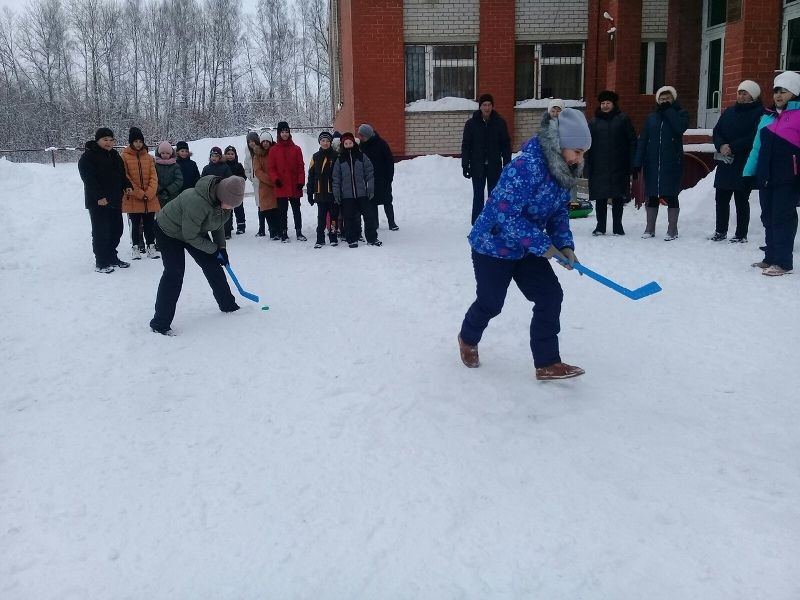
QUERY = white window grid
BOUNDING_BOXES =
[406,45,477,101]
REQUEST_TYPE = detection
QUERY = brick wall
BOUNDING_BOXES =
[516,0,588,40]
[513,109,546,150]
[642,0,668,38]
[665,0,701,126]
[479,0,515,136]
[404,111,471,156]
[404,0,479,41]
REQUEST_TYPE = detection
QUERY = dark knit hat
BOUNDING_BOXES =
[357,123,374,139]
[277,121,290,133]
[176,141,189,152]
[95,127,114,141]
[332,131,341,139]
[128,127,145,145]
[224,145,238,159]
[598,90,619,104]
[215,176,246,208]
[318,131,333,143]
[210,146,223,157]
[340,132,356,145]
[478,93,494,105]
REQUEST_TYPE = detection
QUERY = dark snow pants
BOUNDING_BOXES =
[129,212,156,248]
[460,250,563,368]
[150,224,238,331]
[760,184,799,270]
[715,188,751,238]
[277,198,303,234]
[88,204,123,268]
[594,197,626,234]
[341,197,377,244]
[471,167,502,225]
[316,202,340,245]
[224,204,246,236]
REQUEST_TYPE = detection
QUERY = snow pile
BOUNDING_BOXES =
[515,98,587,109]
[405,97,479,112]
[1,151,798,600]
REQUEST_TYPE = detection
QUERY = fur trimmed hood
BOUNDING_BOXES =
[538,115,582,188]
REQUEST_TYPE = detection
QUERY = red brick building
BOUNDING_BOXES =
[331,0,800,158]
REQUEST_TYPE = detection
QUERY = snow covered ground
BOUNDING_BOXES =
[1,134,798,599]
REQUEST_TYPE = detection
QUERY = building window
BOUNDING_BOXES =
[404,45,476,103]
[640,41,667,94]
[514,43,584,102]
[707,0,727,27]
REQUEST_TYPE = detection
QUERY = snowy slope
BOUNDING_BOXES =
[0,137,798,600]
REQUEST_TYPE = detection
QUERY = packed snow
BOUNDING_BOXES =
[1,133,798,600]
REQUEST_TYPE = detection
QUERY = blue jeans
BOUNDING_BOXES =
[460,250,563,368]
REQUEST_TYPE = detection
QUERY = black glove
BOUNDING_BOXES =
[657,101,671,111]
[216,248,229,266]
[274,178,282,188]
[297,183,304,193]
[631,166,640,180]
[462,167,471,179]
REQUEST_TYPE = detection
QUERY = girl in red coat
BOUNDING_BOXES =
[267,121,306,242]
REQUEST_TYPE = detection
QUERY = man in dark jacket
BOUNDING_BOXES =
[77,127,133,273]
[586,90,637,235]
[357,123,398,231]
[149,175,245,335]
[175,141,201,192]
[709,80,763,242]
[633,85,689,240]
[461,93,512,224]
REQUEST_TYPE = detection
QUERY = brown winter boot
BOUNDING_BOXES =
[458,335,480,368]
[535,362,585,381]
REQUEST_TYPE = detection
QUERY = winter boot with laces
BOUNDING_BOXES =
[458,335,480,368]
[146,244,160,259]
[535,362,585,381]
[132,245,144,260]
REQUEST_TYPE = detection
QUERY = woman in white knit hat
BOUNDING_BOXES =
[742,71,800,276]
[708,80,763,243]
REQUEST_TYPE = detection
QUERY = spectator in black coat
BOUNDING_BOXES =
[585,90,637,235]
[175,141,201,192]
[633,85,689,241]
[357,123,398,230]
[201,147,233,179]
[223,145,247,236]
[709,80,763,242]
[78,127,133,273]
[461,93,512,224]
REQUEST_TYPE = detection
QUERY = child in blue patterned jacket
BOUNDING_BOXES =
[458,107,591,381]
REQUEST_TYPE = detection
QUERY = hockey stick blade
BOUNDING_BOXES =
[221,260,260,303]
[554,257,662,300]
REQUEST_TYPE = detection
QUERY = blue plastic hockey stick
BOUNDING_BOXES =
[554,257,662,300]
[219,255,260,303]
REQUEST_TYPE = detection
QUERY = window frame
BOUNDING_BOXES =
[404,44,477,103]
[640,40,667,95]
[514,42,585,102]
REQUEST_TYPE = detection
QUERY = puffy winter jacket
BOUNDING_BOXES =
[712,100,762,190]
[156,175,229,254]
[469,126,575,260]
[307,147,338,203]
[461,110,512,178]
[585,107,637,199]
[201,161,232,179]
[121,145,159,214]
[252,147,277,211]
[77,140,132,209]
[155,159,184,208]
[743,100,800,189]
[358,133,394,204]
[268,136,305,198]
[332,147,374,203]
[176,156,201,191]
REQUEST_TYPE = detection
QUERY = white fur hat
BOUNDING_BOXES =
[547,98,565,112]
[655,86,678,101]
[737,80,761,100]
[774,71,800,97]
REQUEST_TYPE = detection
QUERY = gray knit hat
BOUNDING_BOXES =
[357,123,375,139]
[215,176,246,208]
[557,108,592,150]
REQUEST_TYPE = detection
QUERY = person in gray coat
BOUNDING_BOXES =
[633,85,689,241]
[332,132,378,247]
[149,175,245,335]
